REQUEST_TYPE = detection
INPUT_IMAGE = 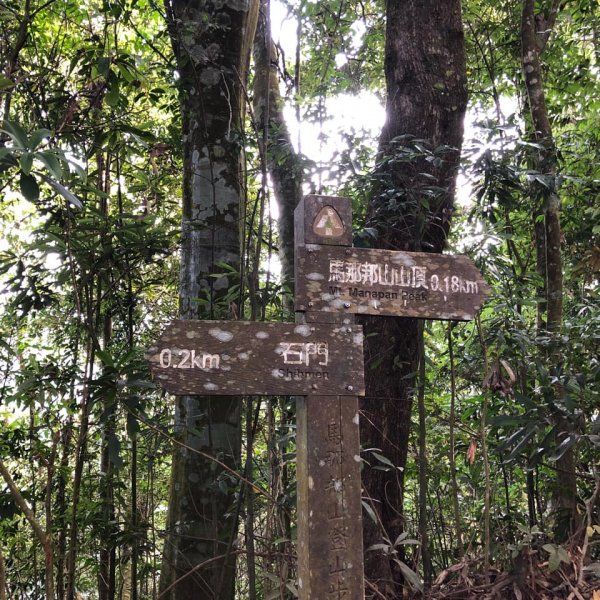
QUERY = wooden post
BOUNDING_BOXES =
[149,193,490,598]
[295,196,365,600]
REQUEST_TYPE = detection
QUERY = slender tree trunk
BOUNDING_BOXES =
[520,0,576,532]
[66,344,94,600]
[252,0,303,300]
[0,546,6,600]
[0,460,55,600]
[159,2,258,598]
[417,324,432,585]
[361,2,467,595]
[447,324,464,558]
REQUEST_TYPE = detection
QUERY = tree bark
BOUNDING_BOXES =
[0,459,55,600]
[160,1,258,598]
[521,0,576,532]
[361,1,467,595]
[252,0,303,300]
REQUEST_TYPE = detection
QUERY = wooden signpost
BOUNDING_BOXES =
[146,320,364,396]
[295,244,490,321]
[148,193,490,600]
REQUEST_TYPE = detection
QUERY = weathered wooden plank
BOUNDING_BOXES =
[297,395,364,600]
[146,320,365,396]
[295,244,491,320]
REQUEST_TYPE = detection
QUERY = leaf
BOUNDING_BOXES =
[19,152,33,175]
[1,120,29,149]
[394,559,423,592]
[37,151,63,179]
[19,172,39,201]
[0,74,14,90]
[366,543,391,554]
[361,500,378,524]
[126,411,140,437]
[466,438,477,464]
[42,175,83,208]
[549,434,579,462]
[547,550,560,572]
[28,128,52,150]
[107,433,124,469]
[370,451,395,469]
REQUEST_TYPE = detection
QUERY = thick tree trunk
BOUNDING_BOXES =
[361,1,467,595]
[160,1,258,598]
[521,0,576,533]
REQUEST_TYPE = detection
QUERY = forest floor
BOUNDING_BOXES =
[427,544,599,599]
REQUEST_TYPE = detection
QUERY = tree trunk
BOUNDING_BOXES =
[520,0,576,533]
[160,1,258,598]
[361,1,467,595]
[252,0,303,300]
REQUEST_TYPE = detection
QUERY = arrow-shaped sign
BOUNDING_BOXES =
[295,245,490,321]
[146,320,365,396]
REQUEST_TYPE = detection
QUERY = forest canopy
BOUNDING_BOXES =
[0,0,598,599]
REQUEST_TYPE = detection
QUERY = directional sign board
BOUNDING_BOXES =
[146,320,365,396]
[295,244,491,321]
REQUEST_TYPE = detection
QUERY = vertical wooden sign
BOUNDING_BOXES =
[295,196,365,600]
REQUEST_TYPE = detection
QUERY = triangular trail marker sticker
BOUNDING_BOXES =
[313,205,344,238]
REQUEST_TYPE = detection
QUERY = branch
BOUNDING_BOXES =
[0,459,47,546]
[535,0,563,54]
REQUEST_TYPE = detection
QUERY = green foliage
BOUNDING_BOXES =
[0,0,598,597]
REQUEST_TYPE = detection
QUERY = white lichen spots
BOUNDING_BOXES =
[353,333,363,346]
[204,383,219,391]
[392,254,416,267]
[255,331,269,339]
[354,454,361,462]
[319,459,325,467]
[200,67,221,86]
[190,157,238,221]
[353,412,359,424]
[524,50,535,63]
[271,369,283,378]
[274,346,283,355]
[294,324,311,337]
[238,352,249,360]
[212,275,230,291]
[306,272,325,280]
[185,331,197,339]
[525,64,535,73]
[298,578,303,589]
[213,145,225,158]
[530,78,538,85]
[209,328,234,342]
[308,476,314,490]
